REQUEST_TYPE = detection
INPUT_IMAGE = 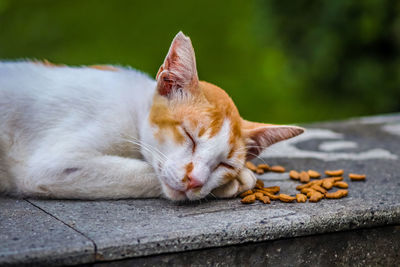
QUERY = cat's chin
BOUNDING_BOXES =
[160,181,188,201]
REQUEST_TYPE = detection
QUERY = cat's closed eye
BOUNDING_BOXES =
[216,162,235,170]
[183,128,196,153]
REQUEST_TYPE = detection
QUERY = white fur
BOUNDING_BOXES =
[0,61,251,200]
[0,61,162,199]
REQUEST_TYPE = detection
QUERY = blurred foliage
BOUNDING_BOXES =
[0,0,399,123]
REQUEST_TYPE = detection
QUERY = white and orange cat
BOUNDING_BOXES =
[0,32,303,201]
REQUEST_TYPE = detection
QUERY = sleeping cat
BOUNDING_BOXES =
[0,32,304,201]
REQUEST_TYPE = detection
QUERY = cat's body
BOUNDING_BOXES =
[0,62,161,198]
[0,32,304,200]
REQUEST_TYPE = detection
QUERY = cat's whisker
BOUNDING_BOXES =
[124,136,189,190]
[123,136,185,194]
[121,135,165,156]
[127,136,170,163]
[245,152,268,165]
[235,145,269,153]
[233,145,273,165]
[126,140,166,164]
[122,137,168,163]
[244,145,282,154]
[232,148,269,166]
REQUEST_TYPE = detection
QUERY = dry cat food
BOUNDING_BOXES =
[241,194,256,204]
[245,161,257,172]
[349,173,366,181]
[278,194,296,203]
[240,161,367,204]
[258,164,270,171]
[289,170,300,180]
[296,193,307,203]
[245,162,285,175]
[333,181,348,188]
[299,171,310,183]
[256,168,264,175]
[325,189,348,199]
[270,165,286,173]
[325,169,344,176]
[307,170,321,178]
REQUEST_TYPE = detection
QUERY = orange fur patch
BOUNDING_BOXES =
[186,162,194,174]
[228,147,235,159]
[181,162,194,182]
[90,65,118,71]
[33,59,64,67]
[149,94,185,144]
[149,80,245,167]
[198,127,206,137]
[200,82,242,142]
[199,81,243,162]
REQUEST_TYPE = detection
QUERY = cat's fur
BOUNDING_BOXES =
[0,32,304,201]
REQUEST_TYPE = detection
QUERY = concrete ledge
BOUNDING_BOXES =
[1,114,400,266]
[93,225,400,267]
[0,199,94,266]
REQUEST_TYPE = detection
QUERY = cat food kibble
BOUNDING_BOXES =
[289,170,300,180]
[265,191,280,200]
[300,187,315,194]
[245,161,257,172]
[257,164,270,171]
[311,184,327,194]
[241,162,367,204]
[279,194,296,203]
[254,192,264,200]
[325,189,348,199]
[307,170,321,178]
[263,186,280,194]
[333,181,348,188]
[239,190,253,198]
[270,165,285,173]
[322,179,334,190]
[256,168,264,175]
[349,173,366,181]
[309,191,324,202]
[241,194,256,204]
[296,193,307,203]
[299,171,310,183]
[255,179,265,189]
[260,195,271,204]
[325,169,344,176]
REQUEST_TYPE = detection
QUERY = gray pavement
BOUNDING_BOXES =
[1,114,400,266]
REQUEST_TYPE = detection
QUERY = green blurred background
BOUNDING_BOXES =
[0,0,399,124]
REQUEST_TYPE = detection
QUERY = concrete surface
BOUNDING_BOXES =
[93,225,400,267]
[0,198,94,266]
[1,114,400,266]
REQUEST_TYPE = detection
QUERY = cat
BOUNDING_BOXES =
[0,32,304,201]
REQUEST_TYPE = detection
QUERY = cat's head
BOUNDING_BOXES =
[142,32,304,201]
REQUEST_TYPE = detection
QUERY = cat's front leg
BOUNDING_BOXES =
[211,168,257,198]
[20,155,162,199]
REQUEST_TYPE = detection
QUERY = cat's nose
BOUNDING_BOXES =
[186,174,204,190]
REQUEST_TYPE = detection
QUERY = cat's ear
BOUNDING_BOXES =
[241,120,304,160]
[156,31,199,97]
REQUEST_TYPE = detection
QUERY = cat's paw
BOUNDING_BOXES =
[212,168,257,198]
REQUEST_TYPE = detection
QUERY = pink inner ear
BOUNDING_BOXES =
[243,124,304,160]
[157,70,180,96]
[156,32,199,97]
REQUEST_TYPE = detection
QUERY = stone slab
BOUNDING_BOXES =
[94,225,400,267]
[14,114,400,264]
[0,198,94,266]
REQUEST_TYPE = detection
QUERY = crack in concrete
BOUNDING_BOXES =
[24,199,99,263]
